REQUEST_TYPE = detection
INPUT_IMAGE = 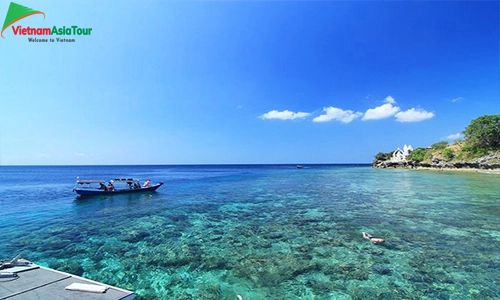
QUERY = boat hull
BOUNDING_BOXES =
[74,183,163,197]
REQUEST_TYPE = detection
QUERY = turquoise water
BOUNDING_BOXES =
[1,165,499,299]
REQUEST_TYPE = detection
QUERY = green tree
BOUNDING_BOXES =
[374,152,392,161]
[374,152,386,161]
[442,148,455,161]
[431,141,448,150]
[463,115,500,151]
[407,148,428,162]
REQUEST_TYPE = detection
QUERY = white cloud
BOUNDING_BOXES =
[446,133,463,140]
[451,97,464,103]
[312,107,362,123]
[395,108,435,122]
[362,96,400,120]
[384,95,396,104]
[74,152,86,157]
[261,95,434,125]
[260,110,310,120]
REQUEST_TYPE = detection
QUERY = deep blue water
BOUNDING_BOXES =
[1,165,499,299]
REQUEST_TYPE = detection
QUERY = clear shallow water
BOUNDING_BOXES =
[1,165,499,300]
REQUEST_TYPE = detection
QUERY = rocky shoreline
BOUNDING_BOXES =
[372,154,500,171]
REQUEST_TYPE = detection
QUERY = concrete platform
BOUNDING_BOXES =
[0,261,134,300]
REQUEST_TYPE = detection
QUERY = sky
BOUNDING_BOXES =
[0,0,499,165]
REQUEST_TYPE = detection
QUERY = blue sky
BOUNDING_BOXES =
[0,0,498,165]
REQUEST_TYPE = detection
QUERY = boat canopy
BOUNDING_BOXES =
[76,178,141,184]
[112,178,139,183]
[76,179,105,184]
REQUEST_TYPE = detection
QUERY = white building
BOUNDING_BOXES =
[391,144,413,162]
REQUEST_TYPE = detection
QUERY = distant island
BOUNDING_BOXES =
[372,115,500,171]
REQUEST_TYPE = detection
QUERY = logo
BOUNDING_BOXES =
[1,2,44,38]
[2,2,92,42]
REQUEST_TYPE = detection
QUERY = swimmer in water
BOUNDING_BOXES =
[362,232,385,244]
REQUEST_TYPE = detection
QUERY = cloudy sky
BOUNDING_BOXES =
[1,1,498,165]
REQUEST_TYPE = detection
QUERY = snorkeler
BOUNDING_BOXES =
[362,232,385,244]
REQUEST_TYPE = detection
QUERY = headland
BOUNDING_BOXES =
[372,115,500,172]
[372,154,500,172]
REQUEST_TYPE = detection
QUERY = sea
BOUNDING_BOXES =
[0,165,499,300]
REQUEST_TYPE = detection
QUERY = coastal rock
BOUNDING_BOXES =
[373,154,500,171]
[372,264,392,275]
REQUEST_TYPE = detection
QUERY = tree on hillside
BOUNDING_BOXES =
[431,141,448,150]
[374,152,392,161]
[407,148,428,162]
[442,148,455,161]
[463,115,500,152]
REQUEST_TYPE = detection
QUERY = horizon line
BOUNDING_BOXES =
[0,162,372,167]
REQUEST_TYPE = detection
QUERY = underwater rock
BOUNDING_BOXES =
[133,291,158,300]
[338,263,369,281]
[259,243,272,249]
[206,214,223,222]
[301,217,322,224]
[290,262,321,276]
[233,253,323,287]
[259,271,282,286]
[147,250,194,268]
[321,265,337,276]
[195,283,222,300]
[263,232,284,240]
[159,228,182,239]
[120,231,150,243]
[199,256,227,270]
[208,234,223,241]
[305,276,334,294]
[368,248,385,256]
[376,291,402,300]
[50,260,84,276]
[320,237,345,247]
[170,291,196,300]
[211,229,224,236]
[350,286,381,300]
[43,239,72,251]
[372,264,392,275]
[169,214,189,222]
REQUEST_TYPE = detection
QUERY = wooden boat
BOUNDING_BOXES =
[73,177,163,197]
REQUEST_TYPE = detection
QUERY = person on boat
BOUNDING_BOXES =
[107,181,115,191]
[362,232,385,244]
[133,182,140,189]
[143,180,151,188]
[99,182,107,190]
